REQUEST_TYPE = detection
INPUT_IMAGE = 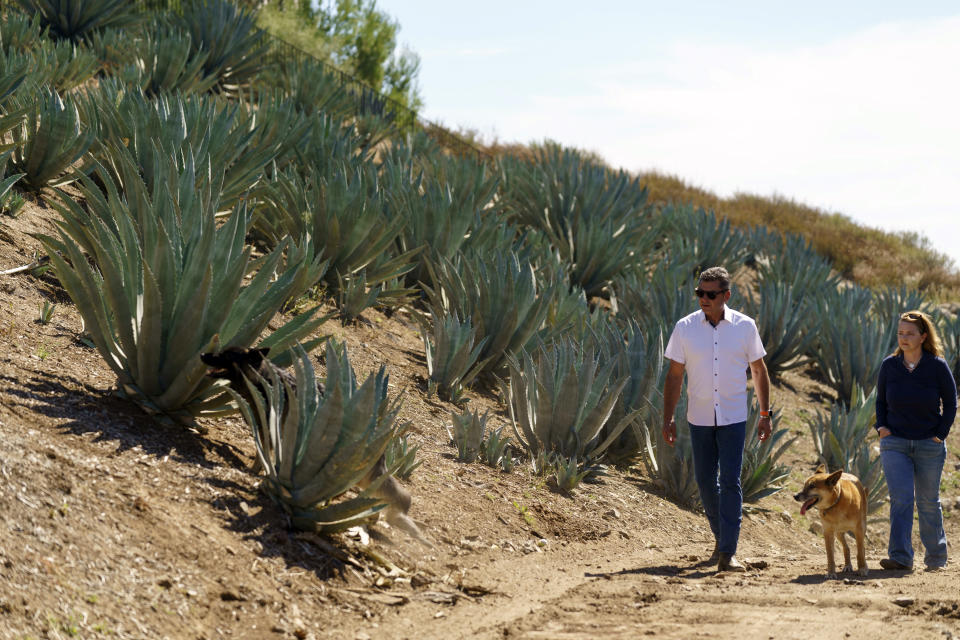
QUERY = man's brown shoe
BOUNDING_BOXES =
[879,558,912,571]
[717,552,746,572]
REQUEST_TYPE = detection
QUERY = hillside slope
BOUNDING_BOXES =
[3,198,960,639]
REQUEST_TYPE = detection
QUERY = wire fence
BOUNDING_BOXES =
[128,0,489,160]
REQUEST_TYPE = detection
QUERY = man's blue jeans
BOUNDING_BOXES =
[879,435,947,568]
[689,421,746,555]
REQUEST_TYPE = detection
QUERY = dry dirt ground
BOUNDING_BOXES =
[2,196,960,640]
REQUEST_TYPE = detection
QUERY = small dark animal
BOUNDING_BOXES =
[201,347,429,544]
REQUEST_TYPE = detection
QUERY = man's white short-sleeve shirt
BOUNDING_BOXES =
[664,306,766,426]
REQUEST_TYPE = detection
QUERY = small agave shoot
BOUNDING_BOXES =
[482,425,513,472]
[448,408,490,463]
[37,147,327,425]
[228,343,405,532]
[551,454,591,493]
[385,433,422,481]
[0,150,25,216]
[448,407,514,471]
[36,299,56,325]
[421,309,489,404]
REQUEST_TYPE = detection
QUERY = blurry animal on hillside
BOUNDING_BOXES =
[201,347,430,545]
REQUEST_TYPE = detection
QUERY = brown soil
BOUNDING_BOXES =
[2,196,960,640]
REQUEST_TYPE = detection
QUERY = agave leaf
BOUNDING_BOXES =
[288,375,343,487]
[292,500,386,533]
[134,260,164,397]
[589,407,646,461]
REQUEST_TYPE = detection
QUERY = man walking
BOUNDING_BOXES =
[662,266,771,572]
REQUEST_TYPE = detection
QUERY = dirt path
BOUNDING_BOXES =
[344,538,960,640]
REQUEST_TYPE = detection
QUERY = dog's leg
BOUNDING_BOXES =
[855,522,868,577]
[823,527,837,578]
[838,531,853,574]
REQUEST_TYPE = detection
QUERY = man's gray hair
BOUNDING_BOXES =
[698,266,730,289]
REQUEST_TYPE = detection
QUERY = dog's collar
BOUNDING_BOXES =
[820,492,842,513]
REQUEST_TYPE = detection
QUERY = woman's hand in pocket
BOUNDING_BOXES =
[878,427,892,439]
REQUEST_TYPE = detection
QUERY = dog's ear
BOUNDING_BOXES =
[200,352,220,367]
[815,463,827,474]
[250,347,270,367]
[826,469,843,486]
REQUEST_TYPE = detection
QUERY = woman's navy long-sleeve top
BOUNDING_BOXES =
[875,352,958,440]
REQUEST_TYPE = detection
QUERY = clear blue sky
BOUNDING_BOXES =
[374,1,960,272]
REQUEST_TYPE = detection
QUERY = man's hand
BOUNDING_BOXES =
[662,360,684,448]
[749,358,772,443]
[663,418,677,447]
[757,416,772,441]
[878,427,892,439]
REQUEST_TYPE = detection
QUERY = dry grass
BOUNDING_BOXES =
[635,170,960,298]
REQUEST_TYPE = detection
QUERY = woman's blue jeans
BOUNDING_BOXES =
[689,421,746,555]
[879,435,947,568]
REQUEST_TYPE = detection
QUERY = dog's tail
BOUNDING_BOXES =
[858,482,868,532]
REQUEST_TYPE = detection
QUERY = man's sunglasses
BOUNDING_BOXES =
[694,288,728,300]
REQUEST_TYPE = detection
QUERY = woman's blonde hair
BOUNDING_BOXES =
[894,310,943,357]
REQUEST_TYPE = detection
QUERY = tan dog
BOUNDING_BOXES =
[794,464,868,578]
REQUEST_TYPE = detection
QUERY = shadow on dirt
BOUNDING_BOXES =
[588,563,717,581]
[213,483,354,581]
[1,373,246,469]
[790,570,913,584]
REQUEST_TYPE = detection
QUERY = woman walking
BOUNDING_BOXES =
[875,310,957,571]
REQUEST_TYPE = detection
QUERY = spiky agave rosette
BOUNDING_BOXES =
[36,146,327,426]
[229,342,404,533]
[506,337,640,465]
